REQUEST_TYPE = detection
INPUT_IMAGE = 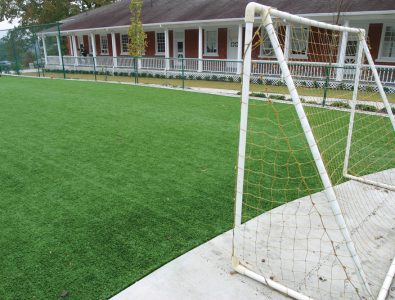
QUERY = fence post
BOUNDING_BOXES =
[133,57,138,84]
[322,65,330,106]
[33,33,41,77]
[10,30,20,75]
[181,57,185,89]
[56,22,66,79]
[93,56,97,81]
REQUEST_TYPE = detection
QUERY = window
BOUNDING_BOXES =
[156,32,165,54]
[260,28,275,57]
[290,27,309,58]
[344,40,359,63]
[205,30,218,55]
[121,34,129,54]
[379,25,395,60]
[100,35,109,55]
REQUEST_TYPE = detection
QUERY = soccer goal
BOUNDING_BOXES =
[232,3,395,300]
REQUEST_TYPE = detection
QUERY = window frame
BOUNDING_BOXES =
[204,29,218,56]
[259,27,277,58]
[155,31,166,55]
[378,22,395,62]
[120,34,129,55]
[100,35,109,55]
[289,26,310,59]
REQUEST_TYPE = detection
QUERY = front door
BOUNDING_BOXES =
[175,40,184,59]
[173,31,185,69]
[227,27,239,72]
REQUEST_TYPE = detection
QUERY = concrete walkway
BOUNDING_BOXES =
[187,86,390,110]
[112,171,395,300]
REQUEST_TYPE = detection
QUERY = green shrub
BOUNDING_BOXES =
[251,92,267,98]
[330,101,351,109]
[273,80,282,86]
[306,100,319,105]
[355,104,377,112]
[337,83,347,90]
[378,106,395,114]
[269,94,286,100]
[365,85,375,93]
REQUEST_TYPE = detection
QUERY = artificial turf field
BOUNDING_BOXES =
[0,76,240,299]
[0,76,393,299]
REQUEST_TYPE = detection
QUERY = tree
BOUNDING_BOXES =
[128,0,146,57]
[0,0,117,26]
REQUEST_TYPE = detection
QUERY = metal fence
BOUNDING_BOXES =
[1,23,395,96]
[0,23,66,78]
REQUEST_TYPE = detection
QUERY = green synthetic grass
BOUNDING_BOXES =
[0,76,393,299]
[0,77,240,299]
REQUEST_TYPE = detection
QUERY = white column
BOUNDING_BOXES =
[56,34,62,67]
[90,33,97,66]
[198,26,203,72]
[42,35,48,65]
[164,29,170,70]
[72,35,78,66]
[111,32,117,68]
[237,24,243,74]
[284,25,291,62]
[336,20,349,81]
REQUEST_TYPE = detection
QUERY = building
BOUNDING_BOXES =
[41,0,395,86]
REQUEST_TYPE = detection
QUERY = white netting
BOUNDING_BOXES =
[233,7,395,300]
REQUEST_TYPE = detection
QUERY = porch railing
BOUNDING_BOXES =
[45,55,395,85]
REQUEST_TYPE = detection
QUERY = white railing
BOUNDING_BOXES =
[45,55,395,85]
[141,57,166,70]
[95,56,113,68]
[77,56,95,66]
[62,56,75,66]
[47,56,60,65]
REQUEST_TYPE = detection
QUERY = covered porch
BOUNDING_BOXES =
[40,19,395,89]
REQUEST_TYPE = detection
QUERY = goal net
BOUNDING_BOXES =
[233,3,395,300]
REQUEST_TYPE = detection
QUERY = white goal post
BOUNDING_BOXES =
[233,3,395,300]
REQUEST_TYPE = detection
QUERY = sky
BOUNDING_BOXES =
[0,19,19,38]
[0,19,20,31]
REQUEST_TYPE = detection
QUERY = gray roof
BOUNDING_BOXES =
[58,0,395,31]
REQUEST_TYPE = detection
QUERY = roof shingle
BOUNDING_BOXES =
[59,0,395,31]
